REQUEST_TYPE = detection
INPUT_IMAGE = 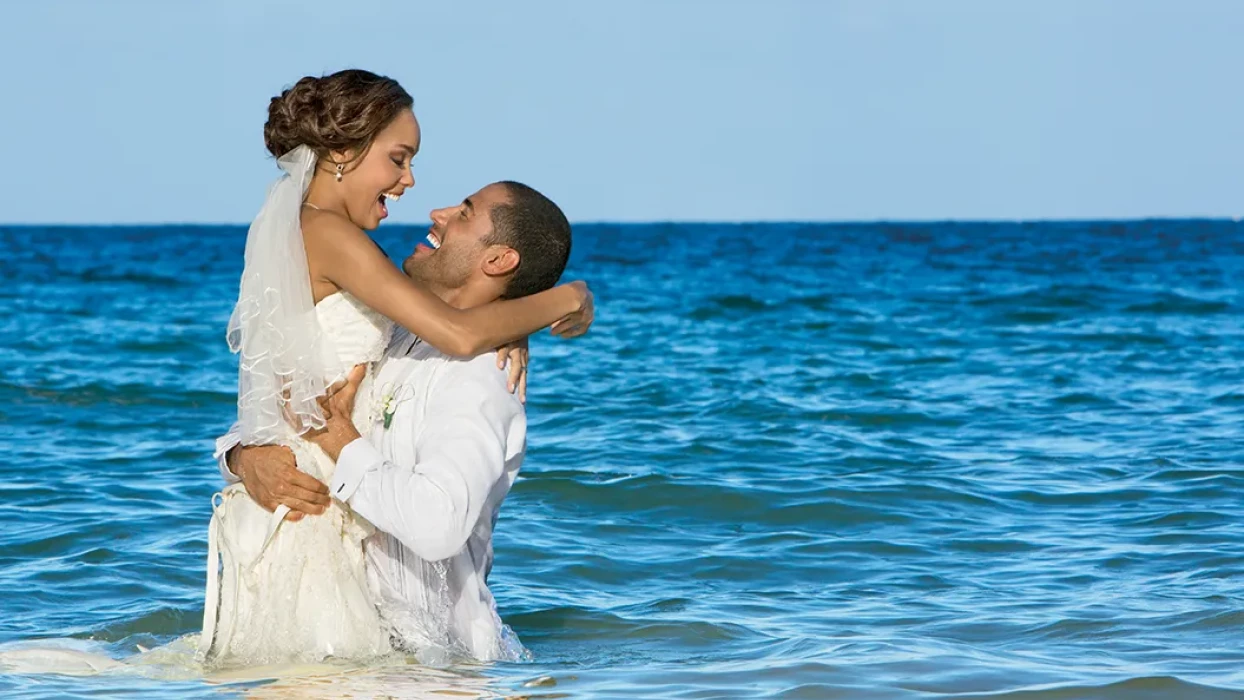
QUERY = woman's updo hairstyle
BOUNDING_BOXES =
[264,69,413,165]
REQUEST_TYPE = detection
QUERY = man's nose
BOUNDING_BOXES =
[429,206,448,224]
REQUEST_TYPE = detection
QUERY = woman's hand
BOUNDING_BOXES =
[551,281,594,339]
[496,337,529,403]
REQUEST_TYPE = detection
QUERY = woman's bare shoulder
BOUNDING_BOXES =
[301,208,395,282]
[302,208,371,253]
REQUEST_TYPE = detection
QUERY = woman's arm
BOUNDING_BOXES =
[307,215,590,357]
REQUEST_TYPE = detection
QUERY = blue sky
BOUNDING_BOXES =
[2,0,1242,223]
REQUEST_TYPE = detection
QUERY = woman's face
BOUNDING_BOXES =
[336,108,420,230]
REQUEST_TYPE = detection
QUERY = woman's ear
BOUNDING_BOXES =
[325,148,361,176]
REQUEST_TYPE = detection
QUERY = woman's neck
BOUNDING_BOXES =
[303,169,349,215]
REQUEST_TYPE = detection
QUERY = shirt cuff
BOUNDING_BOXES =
[215,425,243,485]
[330,437,381,502]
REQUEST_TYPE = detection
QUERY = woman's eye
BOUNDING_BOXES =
[392,158,404,167]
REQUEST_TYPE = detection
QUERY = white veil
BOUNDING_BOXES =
[226,145,335,444]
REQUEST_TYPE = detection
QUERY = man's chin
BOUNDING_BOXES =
[402,257,424,279]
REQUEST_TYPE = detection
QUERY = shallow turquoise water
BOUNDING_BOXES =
[0,221,1242,698]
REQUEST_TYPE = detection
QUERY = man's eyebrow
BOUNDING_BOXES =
[463,197,474,215]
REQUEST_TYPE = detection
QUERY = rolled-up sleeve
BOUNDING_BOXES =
[214,423,243,485]
[328,376,520,562]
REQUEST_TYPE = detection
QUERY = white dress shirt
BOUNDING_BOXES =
[216,328,528,661]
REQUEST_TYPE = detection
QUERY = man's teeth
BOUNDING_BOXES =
[426,233,441,249]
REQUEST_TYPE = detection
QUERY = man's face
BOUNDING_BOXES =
[402,183,511,288]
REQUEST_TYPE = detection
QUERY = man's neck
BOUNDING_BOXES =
[425,282,497,312]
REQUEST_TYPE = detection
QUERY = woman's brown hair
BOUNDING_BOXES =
[264,69,413,165]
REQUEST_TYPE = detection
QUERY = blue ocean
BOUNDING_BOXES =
[1,221,1242,699]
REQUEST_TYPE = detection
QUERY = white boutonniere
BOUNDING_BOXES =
[381,392,398,429]
[373,383,414,430]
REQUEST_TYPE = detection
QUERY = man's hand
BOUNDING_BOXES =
[305,364,366,461]
[227,444,329,522]
[551,281,594,339]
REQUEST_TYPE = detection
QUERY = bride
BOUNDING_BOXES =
[199,69,593,668]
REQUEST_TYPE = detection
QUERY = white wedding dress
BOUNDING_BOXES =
[199,291,396,668]
[0,149,405,678]
[0,295,399,678]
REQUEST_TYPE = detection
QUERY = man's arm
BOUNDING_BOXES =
[326,374,524,562]
[217,427,332,520]
[216,366,365,517]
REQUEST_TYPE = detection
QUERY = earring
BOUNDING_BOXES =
[335,163,344,182]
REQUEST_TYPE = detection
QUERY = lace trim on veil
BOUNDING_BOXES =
[226,145,337,444]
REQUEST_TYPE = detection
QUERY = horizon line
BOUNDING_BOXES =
[1,215,1242,228]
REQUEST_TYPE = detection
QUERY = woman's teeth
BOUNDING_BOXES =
[379,192,401,212]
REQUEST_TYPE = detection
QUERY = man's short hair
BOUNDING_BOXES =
[485,182,572,299]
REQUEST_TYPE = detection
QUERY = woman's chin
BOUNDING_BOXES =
[372,206,389,228]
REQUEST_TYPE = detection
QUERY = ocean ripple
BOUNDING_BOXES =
[0,221,1242,698]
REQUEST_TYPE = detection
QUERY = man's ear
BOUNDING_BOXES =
[481,245,520,277]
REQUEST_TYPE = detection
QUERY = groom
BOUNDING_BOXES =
[217,180,579,660]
